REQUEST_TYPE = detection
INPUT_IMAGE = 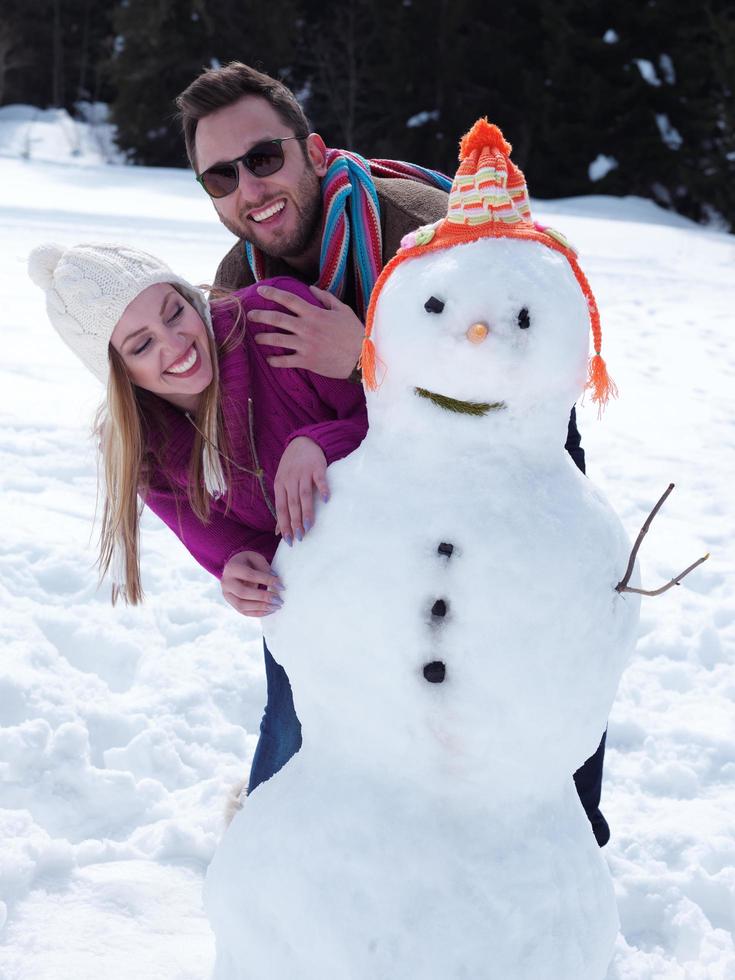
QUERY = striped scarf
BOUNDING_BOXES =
[245,149,452,319]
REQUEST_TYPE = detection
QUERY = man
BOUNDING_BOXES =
[176,62,449,381]
[175,62,608,846]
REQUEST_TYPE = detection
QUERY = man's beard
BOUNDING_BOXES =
[219,164,323,260]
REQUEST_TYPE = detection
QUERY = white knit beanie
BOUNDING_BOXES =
[28,242,226,499]
[27,242,214,383]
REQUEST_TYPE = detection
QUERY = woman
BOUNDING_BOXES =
[28,242,367,795]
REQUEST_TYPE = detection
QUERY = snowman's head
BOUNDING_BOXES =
[365,235,591,434]
[362,119,615,439]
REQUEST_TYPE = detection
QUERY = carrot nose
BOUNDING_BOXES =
[466,322,489,344]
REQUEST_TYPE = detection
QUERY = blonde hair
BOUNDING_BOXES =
[96,289,244,605]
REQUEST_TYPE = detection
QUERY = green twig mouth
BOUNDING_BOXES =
[414,387,506,416]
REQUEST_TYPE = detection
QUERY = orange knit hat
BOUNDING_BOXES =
[361,118,616,411]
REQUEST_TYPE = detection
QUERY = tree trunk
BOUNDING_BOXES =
[76,0,91,103]
[52,0,64,107]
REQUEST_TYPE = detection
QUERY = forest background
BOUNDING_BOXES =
[1,0,734,229]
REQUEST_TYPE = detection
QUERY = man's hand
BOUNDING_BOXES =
[250,283,363,379]
[221,550,284,618]
[274,436,329,545]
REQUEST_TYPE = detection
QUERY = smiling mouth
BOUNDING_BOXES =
[414,387,506,416]
[250,198,286,223]
[165,344,198,376]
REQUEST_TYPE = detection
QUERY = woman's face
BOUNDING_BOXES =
[110,283,213,412]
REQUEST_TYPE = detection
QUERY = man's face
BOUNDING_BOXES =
[195,96,326,260]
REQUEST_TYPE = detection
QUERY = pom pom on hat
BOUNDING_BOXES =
[459,118,511,160]
[28,243,66,291]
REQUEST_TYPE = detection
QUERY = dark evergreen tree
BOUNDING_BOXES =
[525,1,626,197]
[1,0,114,109]
[107,0,300,167]
[292,0,551,175]
[291,0,418,155]
[0,2,36,106]
[2,0,731,227]
[700,1,735,226]
[538,0,735,226]
[648,0,735,226]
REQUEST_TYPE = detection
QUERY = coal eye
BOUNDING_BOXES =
[424,296,445,314]
[518,307,530,329]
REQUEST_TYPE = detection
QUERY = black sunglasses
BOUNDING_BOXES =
[196,136,308,199]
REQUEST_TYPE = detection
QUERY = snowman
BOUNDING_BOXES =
[204,119,641,980]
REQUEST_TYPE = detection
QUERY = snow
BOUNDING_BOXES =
[656,113,684,151]
[0,104,125,166]
[634,59,663,87]
[659,55,676,86]
[1,117,734,978]
[406,109,440,128]
[590,154,620,182]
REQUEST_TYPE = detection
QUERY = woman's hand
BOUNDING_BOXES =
[221,550,284,617]
[273,436,329,545]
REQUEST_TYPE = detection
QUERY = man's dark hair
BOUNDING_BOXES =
[175,62,310,171]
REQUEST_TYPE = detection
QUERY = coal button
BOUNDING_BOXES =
[423,661,446,683]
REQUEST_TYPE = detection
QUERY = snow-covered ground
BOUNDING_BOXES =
[0,104,125,166]
[1,116,734,979]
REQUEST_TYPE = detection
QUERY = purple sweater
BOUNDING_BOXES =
[143,278,367,577]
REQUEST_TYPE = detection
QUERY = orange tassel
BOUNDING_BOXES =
[360,337,378,391]
[585,353,618,416]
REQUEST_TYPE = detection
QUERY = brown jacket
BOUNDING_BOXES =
[213,176,449,297]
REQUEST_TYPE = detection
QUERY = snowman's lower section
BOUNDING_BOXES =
[204,441,638,979]
[205,760,618,980]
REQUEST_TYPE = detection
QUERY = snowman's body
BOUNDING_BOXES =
[205,237,640,979]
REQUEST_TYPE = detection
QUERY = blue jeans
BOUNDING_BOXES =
[573,730,609,846]
[247,641,302,794]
